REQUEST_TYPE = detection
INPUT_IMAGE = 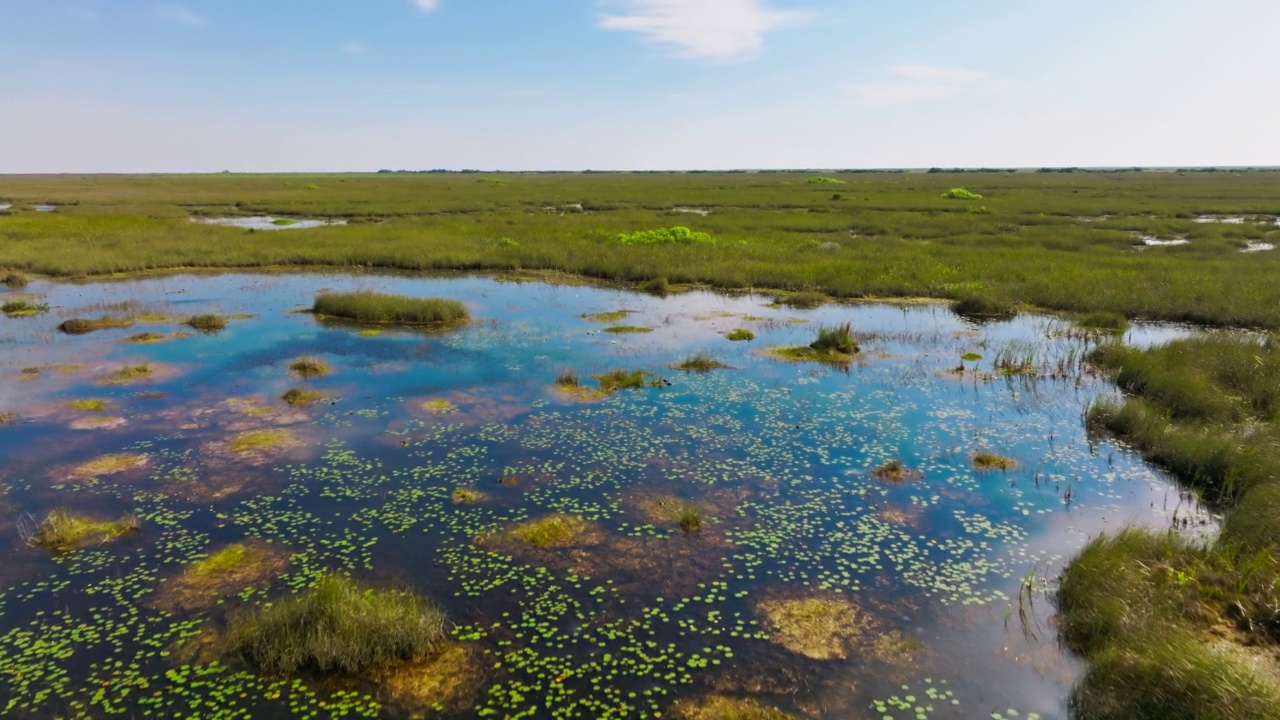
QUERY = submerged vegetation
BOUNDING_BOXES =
[313,291,468,326]
[229,574,448,675]
[507,514,591,547]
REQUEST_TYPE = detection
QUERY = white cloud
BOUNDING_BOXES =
[599,0,806,62]
[413,0,439,12]
[851,64,984,108]
[157,4,207,28]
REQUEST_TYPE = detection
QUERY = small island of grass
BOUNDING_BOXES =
[671,352,730,373]
[313,291,469,327]
[24,508,140,551]
[58,316,135,334]
[769,322,858,364]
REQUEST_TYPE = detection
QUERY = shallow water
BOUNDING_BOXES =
[32,204,56,212]
[0,274,1209,719]
[192,216,346,230]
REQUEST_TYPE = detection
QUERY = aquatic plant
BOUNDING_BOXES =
[593,369,650,393]
[810,322,857,354]
[102,363,153,384]
[228,430,294,453]
[289,356,331,378]
[451,487,484,504]
[312,291,469,326]
[951,295,1016,320]
[972,452,1016,471]
[757,597,868,660]
[281,387,324,406]
[677,506,704,532]
[671,695,798,720]
[67,398,108,412]
[581,310,630,323]
[23,508,140,551]
[603,325,653,334]
[422,399,457,413]
[58,316,134,334]
[771,291,827,309]
[1076,310,1129,333]
[672,352,730,372]
[725,328,755,341]
[228,574,448,675]
[72,453,148,478]
[616,227,714,245]
[1,272,28,288]
[186,313,228,333]
[155,542,291,612]
[2,299,47,317]
[509,514,590,547]
[124,331,168,343]
[555,369,580,388]
[942,187,982,199]
[871,459,920,483]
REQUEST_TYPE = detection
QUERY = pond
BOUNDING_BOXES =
[0,274,1209,719]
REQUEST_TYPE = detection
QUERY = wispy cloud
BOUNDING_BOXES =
[157,4,207,28]
[599,0,807,62]
[412,0,439,12]
[850,64,985,108]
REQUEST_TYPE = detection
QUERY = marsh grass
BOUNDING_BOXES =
[101,363,153,384]
[671,695,797,720]
[677,506,704,532]
[509,514,590,547]
[281,387,324,406]
[942,187,983,199]
[641,277,670,296]
[289,357,331,378]
[602,325,653,334]
[23,508,140,551]
[672,352,730,372]
[186,313,228,333]
[1076,310,1129,333]
[771,291,827,309]
[581,310,630,323]
[450,487,484,504]
[67,398,108,412]
[725,329,755,342]
[770,323,858,364]
[228,430,294,454]
[58,317,134,334]
[228,574,448,675]
[972,452,1017,471]
[2,299,47,317]
[421,399,457,413]
[313,291,468,326]
[72,453,148,478]
[156,542,291,612]
[124,331,168,343]
[555,369,579,388]
[756,597,869,660]
[951,295,1016,320]
[592,369,651,394]
[616,226,714,245]
[1,272,28,288]
[871,459,921,484]
[378,644,484,713]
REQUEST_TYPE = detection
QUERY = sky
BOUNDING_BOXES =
[2,0,1278,172]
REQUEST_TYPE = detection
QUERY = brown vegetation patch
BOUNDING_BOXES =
[153,541,291,612]
[756,595,876,660]
[70,453,149,480]
[670,695,799,720]
[377,644,486,714]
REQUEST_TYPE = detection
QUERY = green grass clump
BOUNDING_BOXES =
[510,514,590,547]
[1077,310,1129,333]
[593,369,650,394]
[725,329,755,342]
[582,310,630,323]
[125,331,168,343]
[68,399,108,412]
[26,508,140,551]
[942,187,982,199]
[186,313,228,333]
[289,357,331,378]
[603,325,652,334]
[806,176,845,185]
[672,352,729,373]
[951,295,1016,320]
[228,574,448,675]
[228,430,294,453]
[616,226,714,245]
[972,452,1016,470]
[555,369,579,388]
[281,387,324,406]
[771,291,827,309]
[102,363,153,384]
[2,299,48,317]
[641,277,671,296]
[810,322,857,354]
[313,291,468,326]
[271,218,298,226]
[677,506,704,532]
[451,487,484,504]
[188,544,255,578]
[58,316,135,334]
[1,272,29,288]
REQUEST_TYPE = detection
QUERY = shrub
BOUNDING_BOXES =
[313,291,469,326]
[616,227,714,245]
[229,574,448,675]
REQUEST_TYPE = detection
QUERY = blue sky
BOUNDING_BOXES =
[3,0,1277,172]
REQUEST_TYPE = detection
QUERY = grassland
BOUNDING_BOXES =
[0,172,1277,326]
[1060,335,1280,717]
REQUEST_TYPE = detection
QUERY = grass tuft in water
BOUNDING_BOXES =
[24,508,140,551]
[67,398,108,412]
[677,506,704,532]
[871,459,921,483]
[281,387,324,406]
[603,325,653,334]
[451,487,484,504]
[672,352,730,373]
[810,322,857,354]
[771,291,827,309]
[757,597,868,660]
[726,329,755,342]
[228,430,294,453]
[2,299,48,317]
[313,291,468,326]
[58,317,134,334]
[641,277,671,296]
[101,363,153,384]
[1076,310,1129,333]
[509,514,590,547]
[593,369,650,394]
[124,331,168,343]
[228,574,448,675]
[972,452,1016,471]
[289,357,331,378]
[1,272,29,288]
[555,369,579,388]
[951,295,1016,320]
[186,313,228,333]
[72,453,148,478]
[581,310,630,323]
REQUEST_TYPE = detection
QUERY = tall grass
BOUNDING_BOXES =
[810,322,857,354]
[313,291,468,326]
[229,574,448,675]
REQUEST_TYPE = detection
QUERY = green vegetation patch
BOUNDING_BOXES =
[67,398,109,412]
[671,695,798,720]
[185,313,228,333]
[951,295,1016,320]
[289,356,331,378]
[1,272,29,288]
[450,487,485,504]
[2,299,48,317]
[942,187,983,199]
[756,596,871,660]
[581,310,631,323]
[616,226,715,245]
[71,452,149,479]
[871,459,922,484]
[155,542,291,612]
[769,322,859,364]
[1076,310,1129,333]
[58,316,134,334]
[592,368,652,394]
[770,291,827,309]
[672,352,730,373]
[421,399,457,414]
[806,176,845,185]
[378,644,484,714]
[124,331,168,344]
[972,452,1016,471]
[100,363,154,384]
[281,387,325,406]
[25,508,140,551]
[229,574,448,675]
[602,325,653,334]
[227,429,296,454]
[313,291,469,326]
[725,329,755,342]
[508,514,592,548]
